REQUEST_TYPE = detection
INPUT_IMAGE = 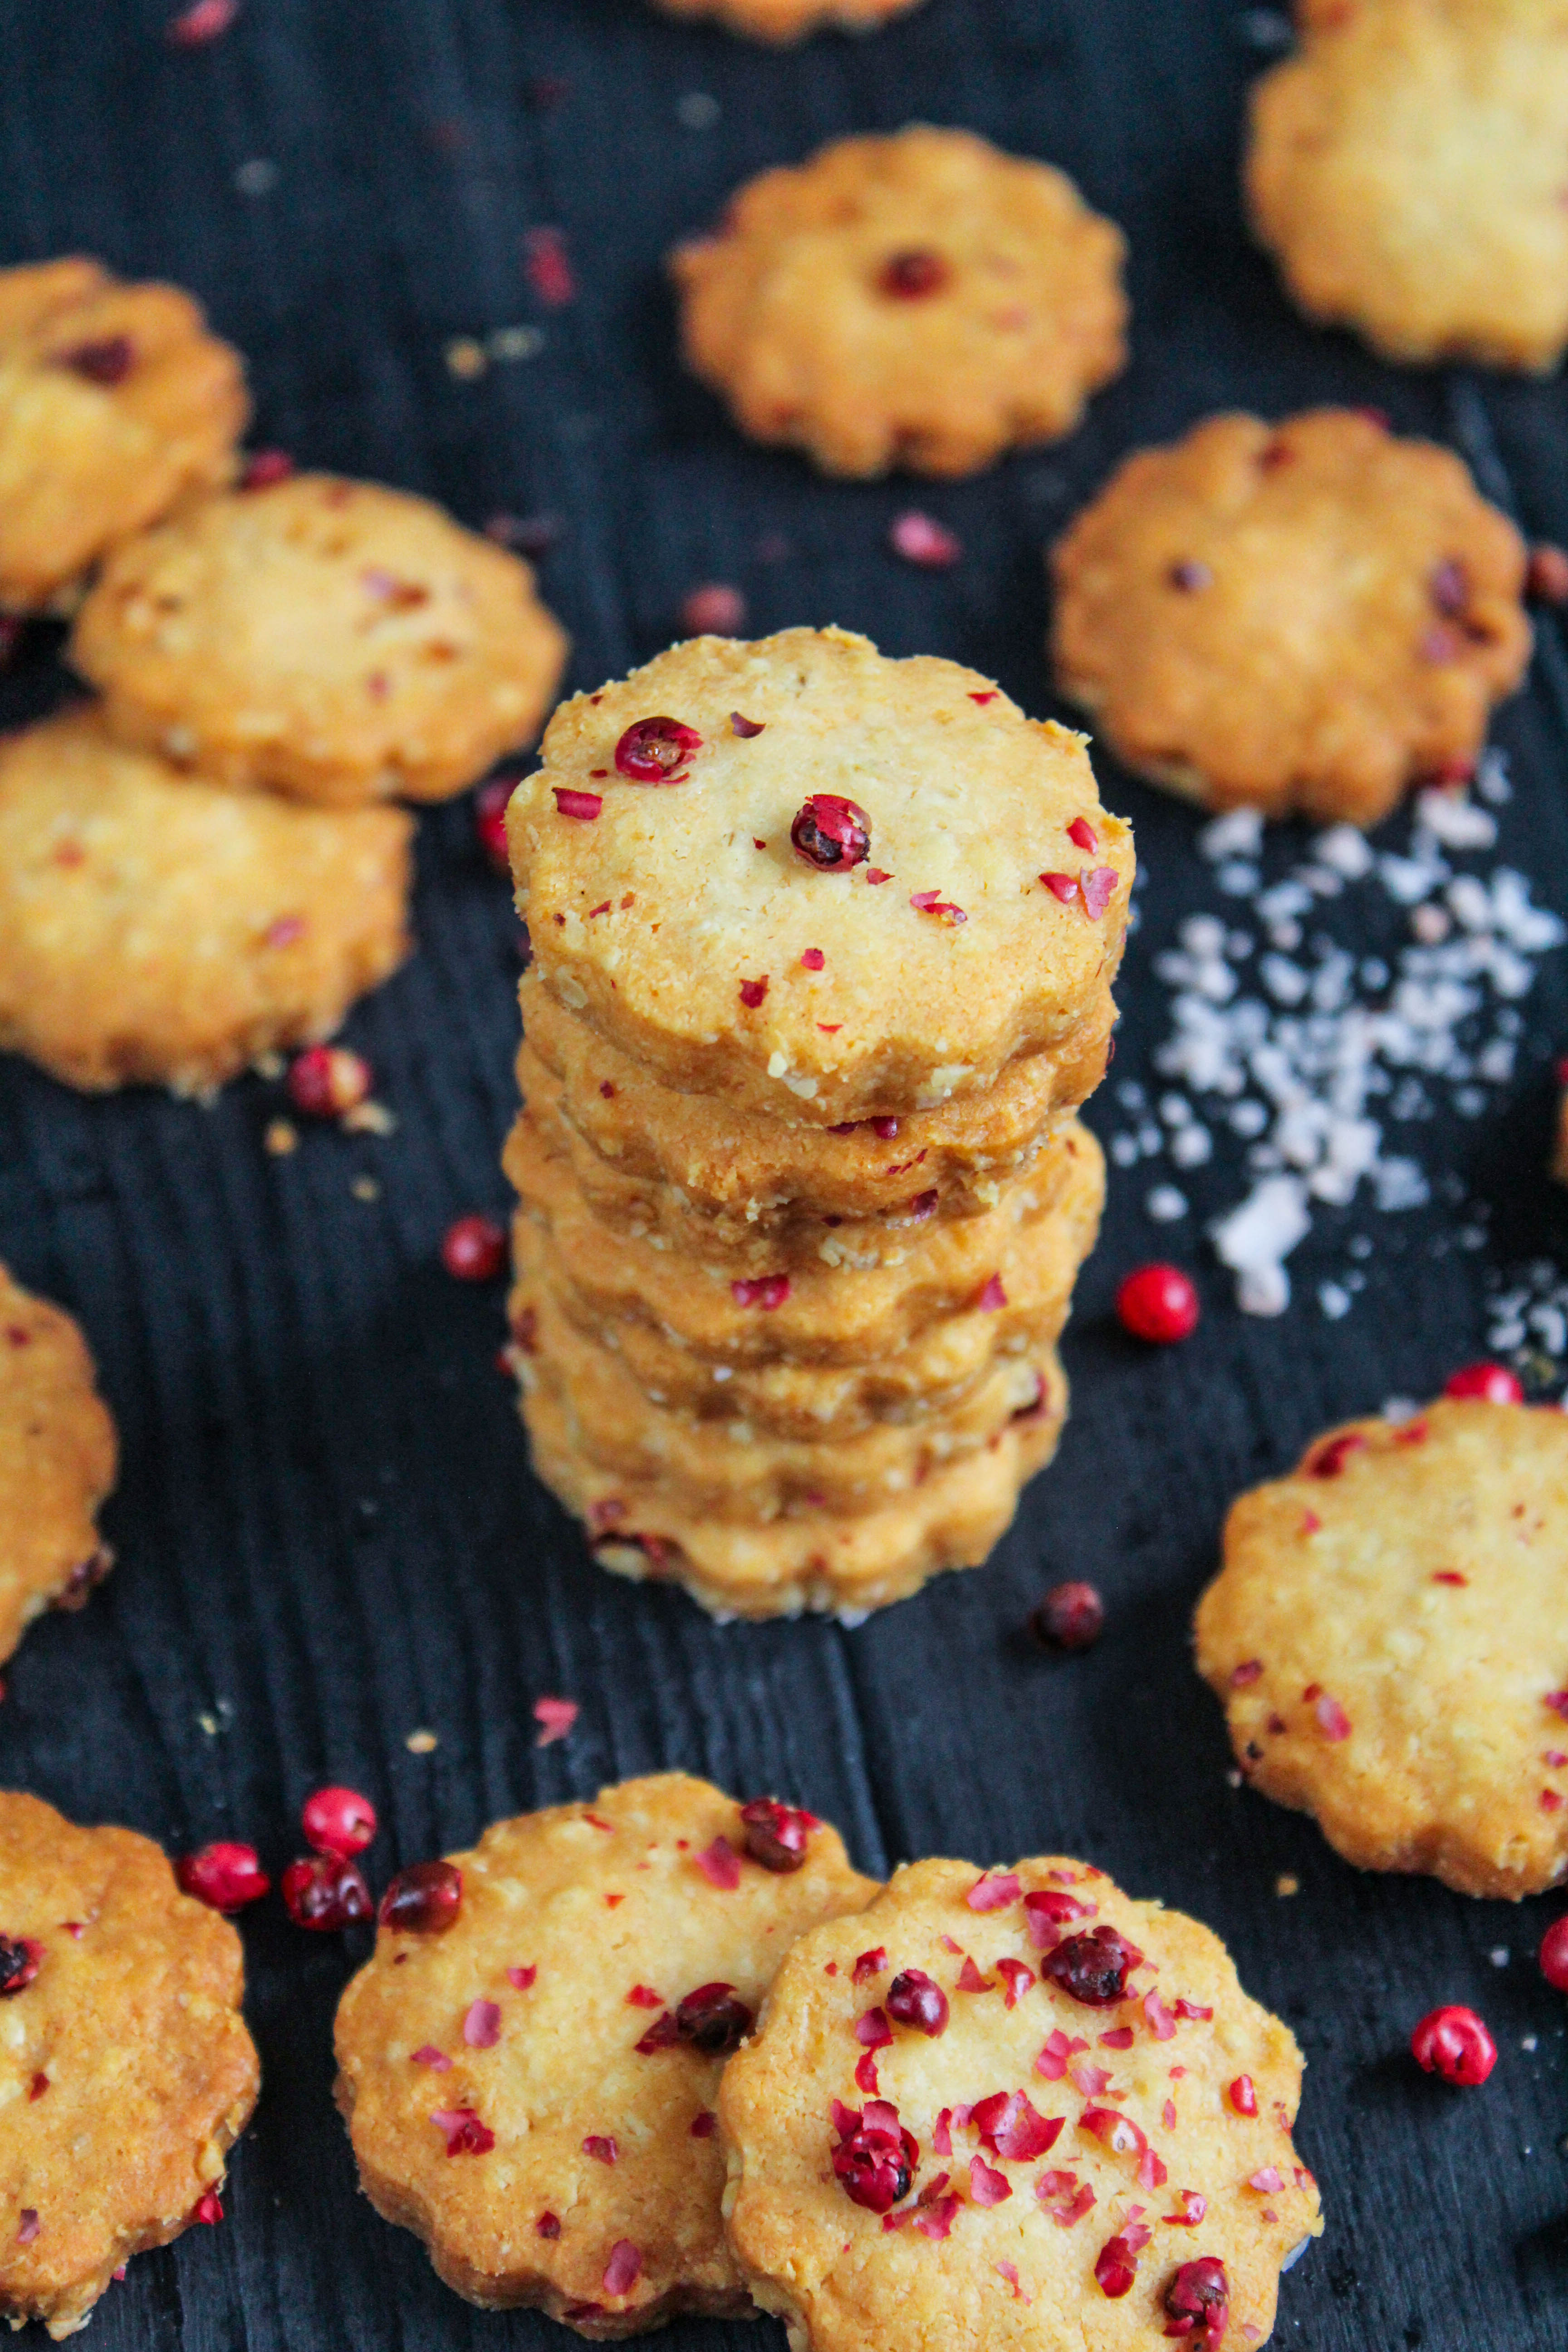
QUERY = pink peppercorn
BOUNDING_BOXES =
[441,1215,507,1282]
[176,1842,271,1913]
[302,1786,377,1860]
[1539,1917,1568,1992]
[1444,1362,1524,1405]
[1411,2004,1497,2086]
[1116,1264,1200,1344]
[287,1045,372,1120]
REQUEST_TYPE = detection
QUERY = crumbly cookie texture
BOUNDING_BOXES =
[333,1774,877,2336]
[0,1264,117,1669]
[1247,0,1568,371]
[523,1358,1066,1619]
[506,629,1132,1122]
[0,1791,260,2339]
[1196,1395,1568,1898]
[72,472,568,805]
[506,1108,1102,1369]
[650,0,923,39]
[0,709,412,1095]
[0,257,247,613]
[1051,408,1530,825]
[671,127,1126,477]
[720,1856,1321,2352]
[518,971,1113,1247]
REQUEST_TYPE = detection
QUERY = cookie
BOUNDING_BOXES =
[1247,0,1568,372]
[506,1108,1101,1369]
[0,708,412,1095]
[0,1263,117,1671]
[72,472,569,806]
[670,127,1126,478]
[523,1360,1066,1619]
[0,1790,260,2338]
[719,1855,1321,2352]
[506,629,1133,1123]
[1196,1394,1568,1898]
[649,0,923,41]
[333,1773,877,2334]
[0,257,247,613]
[518,969,1114,1250]
[1051,408,1530,826]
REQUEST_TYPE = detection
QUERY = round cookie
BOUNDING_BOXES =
[0,1790,260,2339]
[670,127,1126,478]
[1196,1394,1568,1898]
[506,629,1134,1123]
[0,257,247,613]
[1247,0,1568,372]
[0,708,412,1095]
[0,1263,117,1669]
[518,970,1115,1247]
[507,1109,1102,1369]
[333,1774,877,2334]
[719,1855,1322,2352]
[649,0,924,40]
[1051,408,1530,826]
[71,472,569,806]
[523,1359,1066,1619]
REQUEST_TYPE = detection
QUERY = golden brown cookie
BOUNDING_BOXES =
[518,970,1114,1252]
[0,1790,260,2338]
[0,1263,116,1670]
[1051,408,1530,825]
[1247,0,1568,372]
[333,1774,877,2335]
[523,1358,1066,1619]
[0,708,412,1095]
[72,472,568,805]
[0,257,247,613]
[506,629,1133,1124]
[720,1856,1321,2352]
[671,127,1126,478]
[649,0,923,39]
[1196,1395,1568,1897]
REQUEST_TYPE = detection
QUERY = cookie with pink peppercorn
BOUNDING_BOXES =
[1051,407,1529,826]
[670,128,1125,477]
[0,1261,116,1670]
[0,1791,259,2339]
[718,1854,1320,2352]
[1196,1394,1568,1896]
[649,0,923,41]
[333,1774,876,2334]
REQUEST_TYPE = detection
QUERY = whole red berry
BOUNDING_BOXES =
[240,448,295,490]
[615,717,702,783]
[475,774,521,874]
[1039,1924,1143,2006]
[379,1859,463,1934]
[301,1785,377,1860]
[0,1936,43,1996]
[1527,543,1568,604]
[280,1853,372,1931]
[287,1044,372,1119]
[679,583,747,637]
[1410,2004,1497,2086]
[1443,1362,1524,1405]
[176,1842,271,1913]
[1164,2256,1229,2343]
[674,1982,755,2055]
[885,1968,949,2037]
[740,1797,814,1872]
[1539,1916,1568,1992]
[790,795,870,872]
[441,1215,507,1282]
[832,2106,918,2213]
[1029,1580,1105,1653]
[1116,1263,1200,1344]
[879,249,948,299]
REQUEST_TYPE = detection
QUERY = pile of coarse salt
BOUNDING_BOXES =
[1107,753,1564,1315]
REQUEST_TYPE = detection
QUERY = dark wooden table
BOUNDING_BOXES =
[3,4,1567,2347]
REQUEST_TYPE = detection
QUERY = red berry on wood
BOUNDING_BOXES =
[1117,1263,1200,1344]
[1410,2004,1496,2086]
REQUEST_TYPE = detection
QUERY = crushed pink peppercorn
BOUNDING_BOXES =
[853,1947,887,1983]
[553,787,602,821]
[464,1999,501,2049]
[58,335,135,386]
[473,773,519,872]
[1228,2074,1257,2116]
[691,2111,717,2137]
[536,2212,561,2238]
[240,448,294,490]
[1308,1431,1366,1477]
[996,1959,1036,2008]
[889,511,961,568]
[967,1869,1021,1911]
[969,2154,1012,2206]
[855,2006,893,2050]
[1068,817,1098,851]
[1094,2221,1151,2297]
[192,2192,224,2225]
[694,1836,742,1889]
[910,888,966,925]
[976,1274,1007,1310]
[731,711,765,738]
[433,2108,495,2155]
[0,1937,43,1996]
[602,2240,642,2297]
[583,2135,618,2163]
[1539,1916,1568,1991]
[973,2090,1062,2161]
[676,1982,754,2053]
[176,1842,271,1912]
[1024,1891,1094,1947]
[680,583,746,635]
[739,976,769,1008]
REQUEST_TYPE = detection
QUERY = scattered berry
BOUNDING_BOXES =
[1527,543,1568,604]
[615,717,701,782]
[1116,1263,1200,1344]
[740,1797,813,1872]
[885,1968,949,2037]
[280,1854,372,1931]
[165,0,238,42]
[59,336,134,387]
[889,511,961,568]
[832,2101,917,2212]
[1039,1925,1143,2006]
[680,583,747,636]
[301,1786,377,1860]
[0,1936,43,1996]
[1410,2004,1496,2086]
[239,449,294,490]
[191,2191,225,2225]
[1443,1362,1524,1405]
[441,1215,507,1282]
[176,1842,271,1912]
[379,1859,463,1933]
[286,1045,372,1120]
[791,795,871,872]
[675,1982,755,2054]
[1029,1580,1105,1653]
[1539,1916,1568,1992]
[879,250,948,298]
[523,226,575,308]
[1164,2255,1230,2343]
[474,774,521,873]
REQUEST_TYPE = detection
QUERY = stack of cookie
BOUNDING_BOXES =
[502,626,1132,1620]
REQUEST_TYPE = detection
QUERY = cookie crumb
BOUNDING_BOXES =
[445,336,488,381]
[1275,1874,1299,1897]
[406,1728,438,1754]
[264,1118,298,1156]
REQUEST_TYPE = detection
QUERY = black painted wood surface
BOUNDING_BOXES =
[2,4,1568,2347]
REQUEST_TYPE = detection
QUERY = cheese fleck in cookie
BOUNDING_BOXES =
[671,127,1127,478]
[1051,408,1530,825]
[0,1791,260,2339]
[0,709,412,1095]
[506,629,1133,1123]
[0,1264,116,1669]
[1247,0,1568,372]
[72,472,568,805]
[333,1774,877,2334]
[0,257,247,613]
[719,1855,1321,2352]
[1196,1395,1568,1897]
[649,0,923,42]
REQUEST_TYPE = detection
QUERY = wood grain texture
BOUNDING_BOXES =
[2,4,1567,2348]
